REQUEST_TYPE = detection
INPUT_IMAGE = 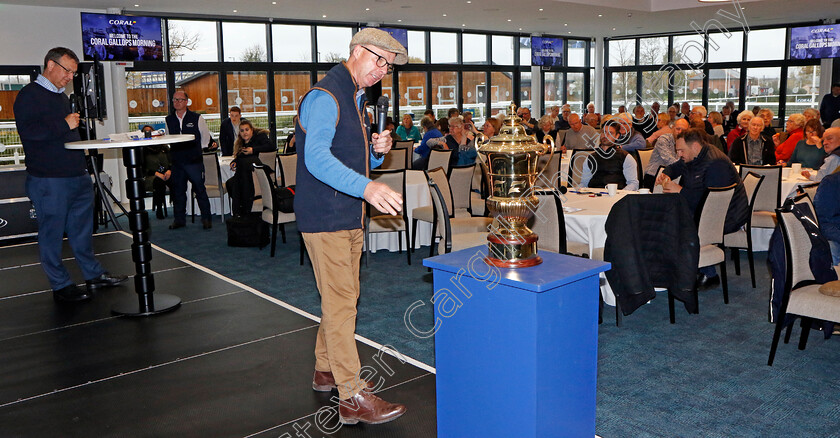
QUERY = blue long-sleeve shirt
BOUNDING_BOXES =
[299,89,384,198]
[814,171,840,243]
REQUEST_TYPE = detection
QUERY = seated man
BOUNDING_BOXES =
[814,171,840,267]
[555,104,571,131]
[657,128,749,288]
[517,107,537,134]
[563,113,599,151]
[580,121,639,191]
[644,118,688,189]
[614,113,647,152]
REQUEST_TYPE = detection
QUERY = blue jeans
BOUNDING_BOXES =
[829,240,840,267]
[26,174,104,290]
[171,160,211,224]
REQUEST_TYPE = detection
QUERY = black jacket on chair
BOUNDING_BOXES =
[604,194,700,315]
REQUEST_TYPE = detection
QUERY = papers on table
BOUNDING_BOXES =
[563,206,584,213]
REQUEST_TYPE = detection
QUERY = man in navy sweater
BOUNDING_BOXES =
[814,171,840,266]
[14,47,126,303]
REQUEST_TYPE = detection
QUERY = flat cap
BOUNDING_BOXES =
[350,28,408,65]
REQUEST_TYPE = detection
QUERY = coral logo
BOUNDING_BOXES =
[108,19,137,25]
[0,218,7,229]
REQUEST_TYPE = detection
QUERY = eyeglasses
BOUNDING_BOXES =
[173,98,188,102]
[360,46,394,74]
[52,59,77,77]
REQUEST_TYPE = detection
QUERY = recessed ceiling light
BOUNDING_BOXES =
[272,1,276,3]
[462,24,466,27]
[539,8,543,11]
[443,13,447,16]
[397,19,402,22]
[612,27,616,31]
[507,19,512,22]
[598,14,603,17]
[322,14,327,17]
[568,31,571,34]
[233,9,237,12]
[564,23,568,26]
[467,0,472,3]
[134,3,139,6]
[365,8,370,10]
[519,28,522,31]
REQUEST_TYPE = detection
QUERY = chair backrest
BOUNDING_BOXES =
[202,152,223,192]
[740,164,781,211]
[448,164,475,211]
[555,129,568,146]
[793,192,818,226]
[253,163,275,212]
[696,183,736,246]
[426,166,454,219]
[394,140,414,150]
[535,152,561,189]
[568,150,594,187]
[529,190,566,253]
[427,148,454,175]
[800,182,819,203]
[369,169,405,217]
[427,177,453,252]
[258,151,278,182]
[278,153,297,187]
[777,206,816,288]
[380,148,408,170]
[636,147,654,178]
[742,171,766,216]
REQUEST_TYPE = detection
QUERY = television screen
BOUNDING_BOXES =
[81,13,163,61]
[790,25,840,60]
[531,37,564,66]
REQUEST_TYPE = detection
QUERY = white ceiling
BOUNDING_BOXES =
[1,0,837,38]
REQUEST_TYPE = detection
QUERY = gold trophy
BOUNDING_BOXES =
[476,103,554,268]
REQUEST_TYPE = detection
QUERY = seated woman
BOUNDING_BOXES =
[482,117,501,138]
[426,116,476,167]
[142,125,172,219]
[225,119,277,216]
[788,119,826,170]
[413,115,443,170]
[284,115,298,154]
[396,114,422,142]
[646,113,673,145]
[802,127,840,183]
[534,115,557,143]
[774,113,806,164]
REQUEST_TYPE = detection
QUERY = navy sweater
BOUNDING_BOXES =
[14,82,84,178]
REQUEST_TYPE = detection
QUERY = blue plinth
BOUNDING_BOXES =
[424,246,610,438]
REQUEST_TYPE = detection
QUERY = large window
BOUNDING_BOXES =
[518,37,531,66]
[708,31,743,63]
[223,22,267,62]
[407,30,425,64]
[611,71,637,112]
[274,72,310,147]
[167,20,218,62]
[786,65,821,115]
[520,71,532,110]
[430,32,457,64]
[126,71,169,131]
[317,26,352,62]
[746,29,786,61]
[641,70,668,107]
[609,39,635,67]
[272,25,312,62]
[672,34,705,66]
[463,34,487,64]
[745,67,781,119]
[462,71,487,123]
[432,71,458,119]
[227,71,267,132]
[568,40,587,67]
[398,71,426,120]
[639,37,668,66]
[708,68,740,112]
[544,72,564,112]
[491,72,513,116]
[179,71,221,140]
[492,35,514,65]
[567,72,584,113]
[0,72,36,165]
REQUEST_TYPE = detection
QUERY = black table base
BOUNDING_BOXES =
[111,146,181,317]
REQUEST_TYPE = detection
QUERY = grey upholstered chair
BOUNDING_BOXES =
[365,169,410,266]
[697,183,737,305]
[723,172,765,289]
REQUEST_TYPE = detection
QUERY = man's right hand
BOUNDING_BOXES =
[364,181,403,216]
[66,113,80,130]
[655,172,671,186]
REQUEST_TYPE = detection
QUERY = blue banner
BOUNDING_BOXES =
[790,25,840,59]
[81,13,163,61]
[531,37,564,66]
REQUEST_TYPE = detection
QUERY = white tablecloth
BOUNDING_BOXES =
[367,170,433,252]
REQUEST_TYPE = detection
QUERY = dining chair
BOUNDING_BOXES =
[768,199,840,366]
[192,151,227,224]
[799,182,819,215]
[568,150,594,189]
[380,148,408,170]
[428,177,489,256]
[394,140,415,150]
[529,190,589,256]
[697,183,737,305]
[723,172,765,288]
[253,163,301,260]
[634,147,654,182]
[740,164,782,230]
[427,148,455,175]
[424,167,493,259]
[277,153,297,187]
[365,169,410,266]
[448,164,476,217]
[258,151,278,183]
[535,152,561,191]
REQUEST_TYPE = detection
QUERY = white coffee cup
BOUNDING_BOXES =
[638,188,650,194]
[607,183,618,197]
[790,163,802,176]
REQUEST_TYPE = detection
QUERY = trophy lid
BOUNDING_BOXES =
[478,102,548,153]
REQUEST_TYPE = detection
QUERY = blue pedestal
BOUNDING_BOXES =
[424,247,610,438]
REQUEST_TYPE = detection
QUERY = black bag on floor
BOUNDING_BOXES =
[225,213,269,248]
[276,185,295,213]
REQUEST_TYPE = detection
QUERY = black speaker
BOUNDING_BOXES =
[72,58,107,121]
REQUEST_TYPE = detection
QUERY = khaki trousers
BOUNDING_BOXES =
[302,228,365,400]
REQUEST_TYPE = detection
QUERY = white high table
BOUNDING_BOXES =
[66,134,194,316]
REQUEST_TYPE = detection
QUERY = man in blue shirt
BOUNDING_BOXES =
[295,28,407,426]
[14,47,126,303]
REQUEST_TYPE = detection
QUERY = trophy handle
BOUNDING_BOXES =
[534,135,555,183]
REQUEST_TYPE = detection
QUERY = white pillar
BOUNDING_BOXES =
[594,37,604,115]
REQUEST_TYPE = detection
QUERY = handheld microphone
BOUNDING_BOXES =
[70,95,78,114]
[374,96,389,159]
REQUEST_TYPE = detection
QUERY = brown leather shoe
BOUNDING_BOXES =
[313,370,376,392]
[338,391,406,425]
[312,370,337,392]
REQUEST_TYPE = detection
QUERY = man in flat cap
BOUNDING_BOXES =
[294,28,407,425]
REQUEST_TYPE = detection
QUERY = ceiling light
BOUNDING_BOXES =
[564,23,568,26]
[467,0,472,3]
[568,31,571,34]
[507,19,512,22]
[519,28,522,31]
[462,24,466,27]
[612,27,616,31]
[322,14,327,17]
[365,8,370,10]
[397,19,402,22]
[233,9,237,12]
[272,1,276,3]
[443,13,447,16]
[134,3,139,6]
[539,8,543,11]
[598,14,603,17]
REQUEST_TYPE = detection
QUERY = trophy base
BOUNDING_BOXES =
[484,233,542,268]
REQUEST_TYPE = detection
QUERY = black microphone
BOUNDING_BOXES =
[374,96,389,159]
[70,95,78,114]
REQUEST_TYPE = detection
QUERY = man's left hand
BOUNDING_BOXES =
[662,179,682,193]
[372,131,392,155]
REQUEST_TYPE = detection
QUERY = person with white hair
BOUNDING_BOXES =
[689,105,715,136]
[726,111,754,150]
[555,104,572,130]
[773,113,806,163]
[535,114,558,143]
